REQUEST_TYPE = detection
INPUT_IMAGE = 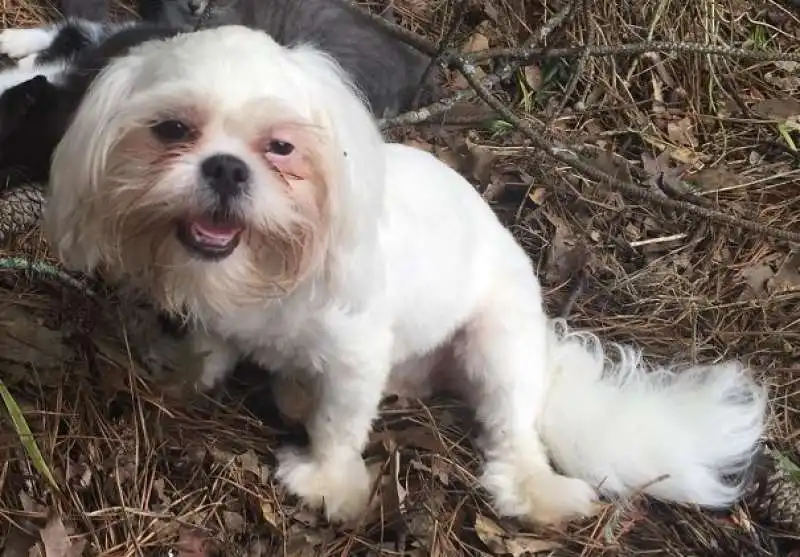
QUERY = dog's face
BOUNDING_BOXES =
[45,26,385,316]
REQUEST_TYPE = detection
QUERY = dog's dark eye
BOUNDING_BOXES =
[267,140,294,156]
[151,119,193,142]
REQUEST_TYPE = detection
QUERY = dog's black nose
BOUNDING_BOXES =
[201,154,250,198]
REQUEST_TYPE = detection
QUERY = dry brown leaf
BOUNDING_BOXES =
[434,144,464,173]
[668,146,704,169]
[431,455,452,486]
[152,477,171,505]
[752,98,800,120]
[391,426,445,453]
[2,526,37,557]
[462,32,489,54]
[38,516,73,557]
[0,305,67,369]
[528,187,547,206]
[259,499,282,532]
[592,151,634,184]
[175,528,214,557]
[740,264,774,299]
[523,65,542,90]
[687,165,742,192]
[482,0,500,21]
[641,152,686,195]
[64,540,86,557]
[222,511,245,532]
[283,523,334,557]
[463,135,497,186]
[18,491,45,515]
[237,450,269,484]
[65,460,92,491]
[667,117,698,148]
[767,251,800,294]
[403,138,434,153]
[764,71,800,92]
[542,212,577,284]
[406,491,447,547]
[474,514,560,556]
[379,450,408,527]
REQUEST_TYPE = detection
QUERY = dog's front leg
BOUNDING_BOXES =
[191,328,240,391]
[273,323,391,523]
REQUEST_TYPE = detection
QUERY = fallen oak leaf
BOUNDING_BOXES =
[767,251,800,294]
[38,515,76,557]
[523,64,542,90]
[461,32,489,54]
[641,152,689,196]
[686,165,742,193]
[175,528,215,557]
[751,99,800,151]
[752,98,800,120]
[667,117,698,148]
[740,264,774,299]
[474,514,560,556]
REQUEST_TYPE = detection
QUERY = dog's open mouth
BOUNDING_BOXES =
[176,214,244,260]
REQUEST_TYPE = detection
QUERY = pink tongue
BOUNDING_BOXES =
[190,218,242,246]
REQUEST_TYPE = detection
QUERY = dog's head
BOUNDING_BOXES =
[0,75,63,185]
[45,25,386,317]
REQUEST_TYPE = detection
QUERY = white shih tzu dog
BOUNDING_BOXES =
[44,25,767,526]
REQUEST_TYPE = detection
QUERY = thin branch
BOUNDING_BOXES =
[412,0,467,109]
[547,0,592,124]
[452,58,800,244]
[379,1,575,129]
[346,0,439,56]
[468,40,800,65]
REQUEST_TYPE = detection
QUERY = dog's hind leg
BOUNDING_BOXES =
[454,281,600,526]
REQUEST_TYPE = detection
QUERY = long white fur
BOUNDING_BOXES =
[43,25,767,526]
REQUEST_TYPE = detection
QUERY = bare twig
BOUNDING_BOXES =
[412,0,467,109]
[347,0,439,56]
[453,59,800,244]
[379,1,575,129]
[547,0,592,124]
[469,40,800,65]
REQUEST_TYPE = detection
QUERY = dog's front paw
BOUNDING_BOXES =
[275,448,372,523]
[0,28,53,60]
[482,460,600,527]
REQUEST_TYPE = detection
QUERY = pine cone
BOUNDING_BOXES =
[0,183,45,243]
[752,447,800,531]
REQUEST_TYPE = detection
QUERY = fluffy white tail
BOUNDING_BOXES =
[538,319,767,508]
